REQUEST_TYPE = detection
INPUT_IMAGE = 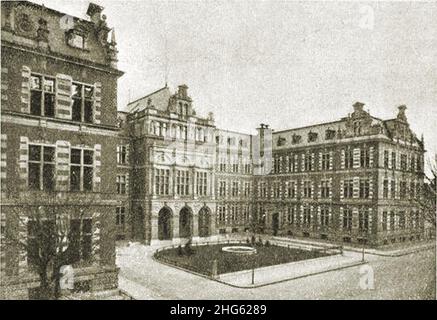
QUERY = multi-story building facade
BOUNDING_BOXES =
[121,90,425,247]
[255,102,425,246]
[1,2,124,298]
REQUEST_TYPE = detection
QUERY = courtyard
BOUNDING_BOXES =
[116,237,436,299]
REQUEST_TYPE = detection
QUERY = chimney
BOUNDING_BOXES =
[397,105,407,120]
[178,84,188,98]
[86,3,104,24]
[353,102,365,113]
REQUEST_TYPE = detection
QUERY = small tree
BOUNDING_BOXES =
[4,192,103,300]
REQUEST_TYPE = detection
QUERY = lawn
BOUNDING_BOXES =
[154,242,332,276]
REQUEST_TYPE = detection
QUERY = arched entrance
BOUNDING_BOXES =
[198,207,211,237]
[179,207,193,238]
[158,207,173,240]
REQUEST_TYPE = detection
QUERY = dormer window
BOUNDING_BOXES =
[325,129,336,140]
[353,121,361,135]
[292,134,301,144]
[308,131,318,142]
[277,136,286,146]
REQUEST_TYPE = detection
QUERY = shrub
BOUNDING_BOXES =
[246,238,250,244]
[251,235,256,246]
[265,240,271,247]
[177,245,183,256]
[257,237,263,246]
[184,239,194,255]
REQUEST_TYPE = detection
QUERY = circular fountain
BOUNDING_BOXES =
[222,246,257,255]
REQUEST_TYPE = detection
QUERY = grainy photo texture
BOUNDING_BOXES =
[0,0,436,301]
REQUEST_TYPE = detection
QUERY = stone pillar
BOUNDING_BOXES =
[150,212,159,244]
[172,213,180,244]
[192,211,199,241]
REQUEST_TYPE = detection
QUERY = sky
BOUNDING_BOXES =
[33,0,437,169]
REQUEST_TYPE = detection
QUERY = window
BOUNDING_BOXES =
[69,218,92,263]
[400,154,407,171]
[304,154,313,171]
[320,208,330,227]
[288,155,296,172]
[358,209,369,232]
[344,149,353,169]
[383,180,389,198]
[399,181,407,198]
[116,175,127,194]
[360,148,370,168]
[176,170,189,195]
[410,155,416,172]
[30,74,55,117]
[116,207,126,229]
[343,179,353,198]
[117,145,128,165]
[303,181,312,198]
[27,219,55,269]
[321,153,330,170]
[384,150,389,168]
[219,181,226,197]
[70,148,94,192]
[72,82,94,123]
[155,169,169,195]
[232,181,239,197]
[273,182,281,198]
[320,180,330,198]
[273,156,281,173]
[353,121,361,135]
[410,181,416,199]
[398,211,406,229]
[382,211,388,231]
[288,181,296,198]
[196,172,207,196]
[390,211,395,231]
[68,32,86,49]
[390,180,396,199]
[232,162,239,173]
[359,179,370,199]
[28,145,55,191]
[287,207,295,225]
[303,208,311,226]
[391,152,396,170]
[260,182,267,198]
[342,208,352,231]
[244,182,250,197]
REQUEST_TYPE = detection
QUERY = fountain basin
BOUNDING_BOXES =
[222,246,257,255]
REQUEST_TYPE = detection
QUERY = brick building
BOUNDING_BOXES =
[1,1,124,298]
[0,0,427,300]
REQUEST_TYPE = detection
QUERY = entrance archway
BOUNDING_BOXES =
[158,207,173,240]
[198,207,211,237]
[179,207,193,238]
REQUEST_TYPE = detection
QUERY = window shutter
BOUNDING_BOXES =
[341,149,345,169]
[92,213,101,264]
[94,144,101,192]
[340,180,344,199]
[369,178,373,199]
[21,66,31,113]
[329,151,333,170]
[1,67,8,107]
[319,152,322,170]
[55,140,70,191]
[368,208,373,230]
[311,153,315,171]
[339,207,344,228]
[1,134,7,193]
[353,148,360,168]
[352,207,359,230]
[55,74,72,120]
[317,206,321,228]
[19,136,29,191]
[125,173,129,194]
[93,82,102,124]
[353,177,359,198]
[388,149,392,169]
[125,144,130,164]
[329,178,333,198]
[18,215,28,272]
[318,181,321,198]
[301,154,305,171]
[369,146,374,167]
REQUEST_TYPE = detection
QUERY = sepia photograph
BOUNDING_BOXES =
[0,0,436,307]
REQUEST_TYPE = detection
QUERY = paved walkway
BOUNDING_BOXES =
[217,252,363,288]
